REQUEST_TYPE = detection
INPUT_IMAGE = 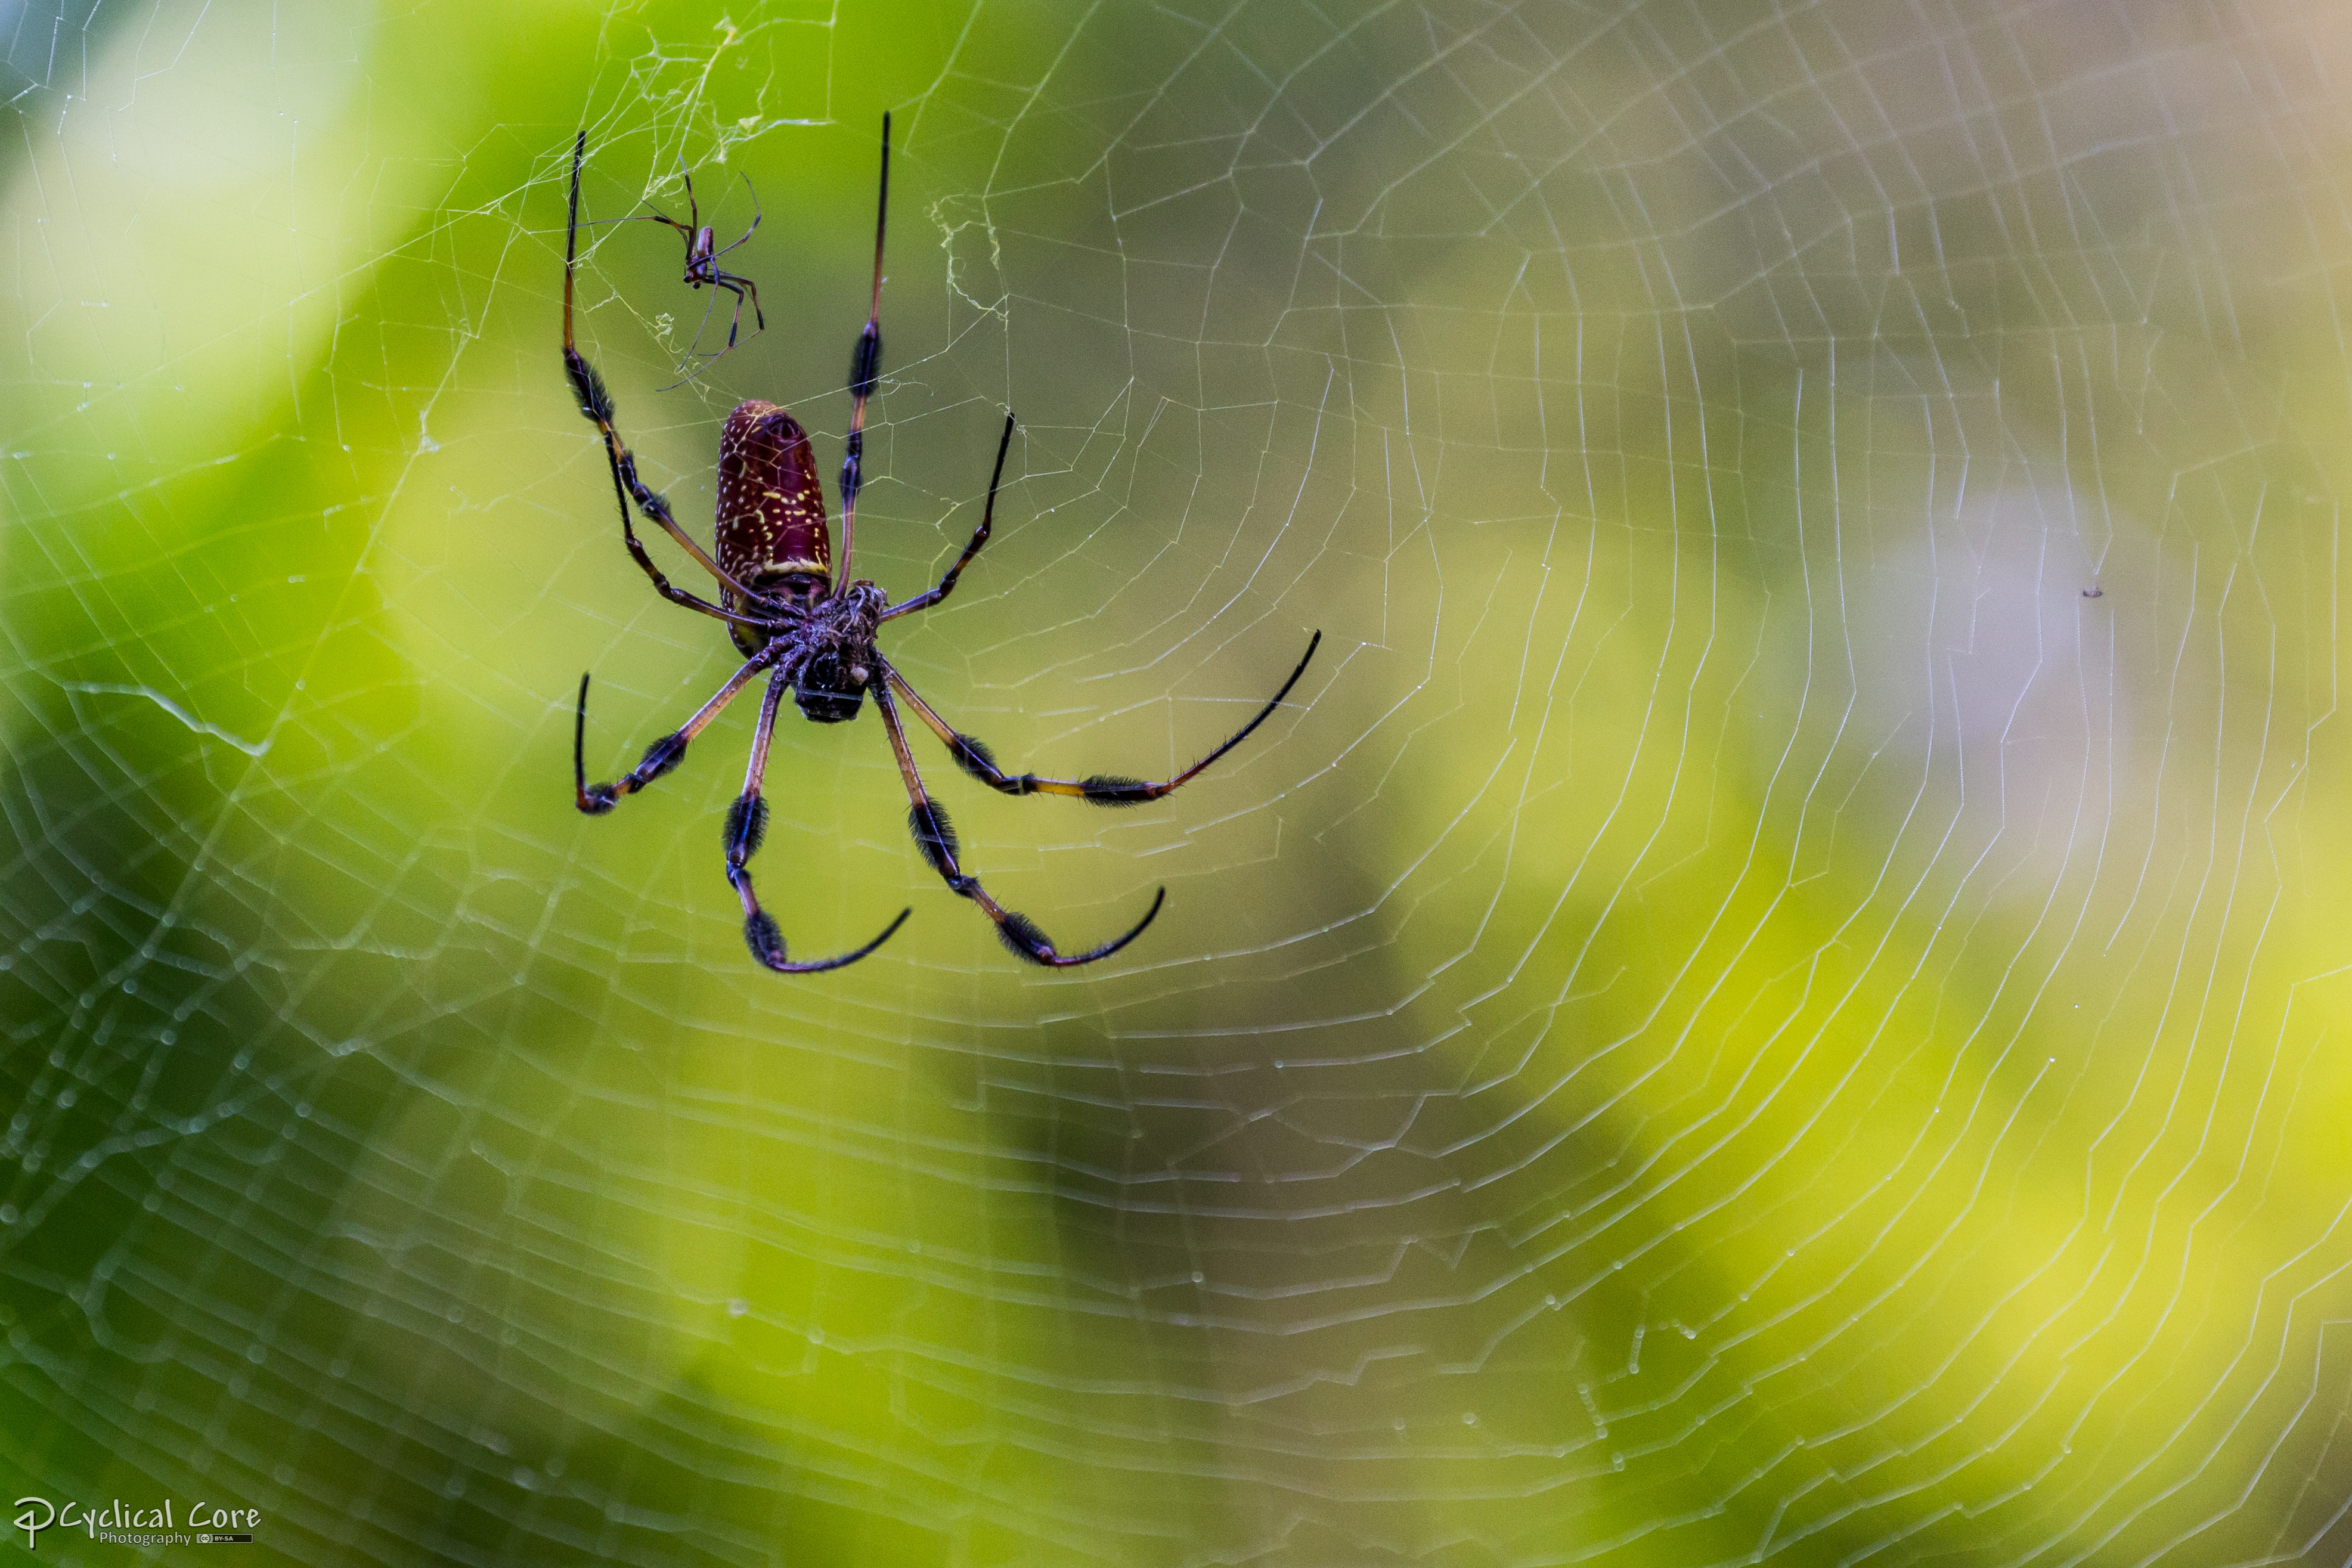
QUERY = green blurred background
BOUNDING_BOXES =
[6,1,2352,1563]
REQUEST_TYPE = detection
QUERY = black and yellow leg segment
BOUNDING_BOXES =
[724,669,909,974]
[575,652,774,814]
[872,682,1163,967]
[878,629,1321,806]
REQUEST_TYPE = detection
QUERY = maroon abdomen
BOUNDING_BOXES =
[717,399,830,604]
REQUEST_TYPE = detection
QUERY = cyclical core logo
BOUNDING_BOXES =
[9,1493,255,1548]
[14,1496,55,1550]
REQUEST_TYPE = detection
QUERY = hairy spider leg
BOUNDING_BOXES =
[563,132,767,622]
[878,630,1322,805]
[574,653,777,814]
[729,667,910,972]
[881,411,1015,622]
[870,680,1164,967]
[836,111,891,581]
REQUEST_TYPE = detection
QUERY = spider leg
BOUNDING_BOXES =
[729,668,910,974]
[877,630,1321,805]
[580,211,695,238]
[706,172,763,259]
[881,412,1014,622]
[662,272,760,389]
[871,680,1163,967]
[656,281,732,393]
[695,272,764,352]
[574,653,774,814]
[714,271,764,345]
[564,133,767,615]
[836,111,891,581]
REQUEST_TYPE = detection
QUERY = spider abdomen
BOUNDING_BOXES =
[717,400,831,654]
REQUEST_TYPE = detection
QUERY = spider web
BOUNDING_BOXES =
[6,1,2352,1563]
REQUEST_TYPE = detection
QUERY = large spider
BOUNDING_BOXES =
[560,119,1321,972]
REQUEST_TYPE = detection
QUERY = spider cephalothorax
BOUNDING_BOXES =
[560,119,1319,973]
[779,581,887,725]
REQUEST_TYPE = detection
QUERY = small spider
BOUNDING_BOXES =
[600,160,765,373]
[560,119,1321,972]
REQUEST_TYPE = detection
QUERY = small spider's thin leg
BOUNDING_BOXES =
[711,274,764,349]
[872,679,1163,967]
[581,207,696,240]
[836,111,891,582]
[881,412,1014,622]
[564,133,767,613]
[656,282,733,393]
[878,629,1322,806]
[659,277,761,389]
[730,668,911,974]
[574,653,775,814]
[706,172,763,260]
